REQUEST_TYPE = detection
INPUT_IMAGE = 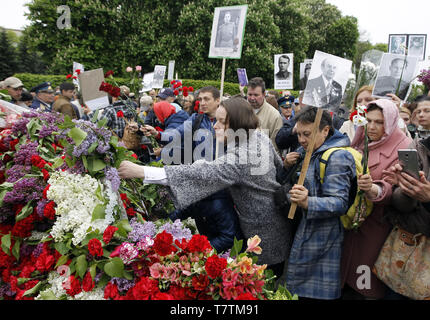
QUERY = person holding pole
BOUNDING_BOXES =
[280,106,356,300]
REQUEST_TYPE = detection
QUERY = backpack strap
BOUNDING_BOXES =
[319,147,362,184]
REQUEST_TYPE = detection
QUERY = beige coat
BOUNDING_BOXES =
[52,95,78,119]
[256,100,283,152]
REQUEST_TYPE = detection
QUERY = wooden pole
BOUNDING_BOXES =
[288,108,324,220]
[220,58,226,99]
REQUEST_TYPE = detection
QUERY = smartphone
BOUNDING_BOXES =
[398,149,420,179]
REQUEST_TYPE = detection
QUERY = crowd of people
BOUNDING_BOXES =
[1,72,430,301]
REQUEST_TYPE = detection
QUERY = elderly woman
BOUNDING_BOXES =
[118,97,293,277]
[341,99,412,300]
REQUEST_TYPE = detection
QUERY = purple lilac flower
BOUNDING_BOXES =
[159,219,192,241]
[32,243,44,258]
[68,160,86,175]
[111,278,136,293]
[13,142,38,166]
[72,131,97,158]
[5,164,32,183]
[219,250,231,260]
[3,177,44,204]
[128,219,157,243]
[94,272,104,284]
[0,284,11,297]
[36,199,49,219]
[11,117,30,136]
[104,167,120,192]
[39,124,58,139]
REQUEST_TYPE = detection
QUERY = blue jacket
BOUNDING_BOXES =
[285,130,356,300]
[169,189,243,253]
[30,98,52,112]
[164,110,190,132]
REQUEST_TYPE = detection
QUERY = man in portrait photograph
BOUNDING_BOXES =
[300,63,312,90]
[408,36,425,60]
[304,57,343,112]
[215,11,237,48]
[275,55,292,81]
[390,36,406,55]
[373,57,410,100]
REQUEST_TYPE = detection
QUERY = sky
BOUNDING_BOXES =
[1,0,429,59]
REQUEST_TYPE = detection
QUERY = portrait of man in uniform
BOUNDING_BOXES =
[275,55,292,80]
[299,62,312,90]
[215,10,238,48]
[408,35,427,61]
[389,35,407,55]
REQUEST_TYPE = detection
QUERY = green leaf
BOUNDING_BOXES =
[115,219,132,238]
[1,233,11,256]
[76,254,88,279]
[39,289,59,300]
[0,182,14,208]
[87,141,98,154]
[18,278,30,286]
[123,270,133,281]
[23,281,43,297]
[91,110,100,123]
[97,118,108,129]
[82,155,88,170]
[52,157,64,170]
[15,201,34,222]
[67,127,87,147]
[58,115,75,129]
[230,237,243,258]
[11,238,21,260]
[54,242,70,255]
[91,204,106,222]
[104,257,124,278]
[55,255,69,269]
[136,213,145,225]
[92,158,106,172]
[89,263,97,280]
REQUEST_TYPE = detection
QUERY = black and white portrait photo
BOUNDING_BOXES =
[299,59,313,90]
[152,65,166,89]
[209,5,248,59]
[373,53,419,100]
[141,72,154,92]
[274,53,293,90]
[389,34,407,55]
[408,35,427,61]
[302,51,352,113]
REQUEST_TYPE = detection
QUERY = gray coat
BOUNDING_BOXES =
[165,130,293,265]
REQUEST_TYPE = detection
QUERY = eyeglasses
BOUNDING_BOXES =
[11,87,23,91]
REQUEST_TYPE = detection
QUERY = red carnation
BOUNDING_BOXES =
[187,234,212,253]
[173,90,179,96]
[116,110,124,118]
[88,238,103,257]
[153,291,175,300]
[43,201,56,220]
[82,272,95,292]
[104,282,119,300]
[66,74,72,79]
[104,70,114,78]
[131,153,138,160]
[9,138,19,151]
[132,277,158,300]
[103,226,118,245]
[126,207,136,217]
[189,87,194,92]
[192,274,209,291]
[349,110,358,122]
[153,231,176,256]
[42,169,50,181]
[183,86,188,91]
[76,69,81,75]
[205,255,227,279]
[31,154,47,169]
[35,252,55,273]
[183,92,188,97]
[170,80,176,85]
[11,214,35,238]
[235,292,258,300]
[154,126,164,132]
[64,275,82,297]
[43,184,50,199]
[111,86,121,98]
[72,76,77,80]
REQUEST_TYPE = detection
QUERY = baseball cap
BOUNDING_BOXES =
[3,77,24,89]
[157,88,175,99]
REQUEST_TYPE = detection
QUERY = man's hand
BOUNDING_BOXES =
[118,160,146,179]
[153,147,162,157]
[289,184,308,209]
[284,152,300,168]
[398,171,430,202]
[141,125,158,137]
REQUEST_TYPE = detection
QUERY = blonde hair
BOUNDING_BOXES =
[353,85,374,111]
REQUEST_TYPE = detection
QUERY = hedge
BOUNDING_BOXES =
[12,73,300,98]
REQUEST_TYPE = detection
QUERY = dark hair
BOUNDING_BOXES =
[199,86,220,100]
[417,97,430,106]
[59,82,75,92]
[279,55,290,63]
[20,91,33,102]
[415,95,430,103]
[266,95,278,109]
[248,77,266,93]
[268,90,280,100]
[220,97,259,133]
[367,102,383,113]
[295,106,334,134]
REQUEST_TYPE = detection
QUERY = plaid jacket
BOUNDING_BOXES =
[100,101,137,138]
[285,130,356,299]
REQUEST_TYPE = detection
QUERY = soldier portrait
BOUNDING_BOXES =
[274,53,294,90]
[408,35,427,61]
[215,10,239,49]
[389,35,407,55]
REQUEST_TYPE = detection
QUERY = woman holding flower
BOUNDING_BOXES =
[118,97,293,277]
[341,99,412,300]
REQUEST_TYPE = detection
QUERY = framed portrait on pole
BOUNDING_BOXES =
[408,34,427,61]
[389,34,408,55]
[209,5,248,59]
[274,53,294,90]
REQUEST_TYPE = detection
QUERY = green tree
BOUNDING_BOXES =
[0,28,18,79]
[16,33,47,74]
[325,16,359,59]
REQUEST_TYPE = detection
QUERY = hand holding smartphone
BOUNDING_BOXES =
[398,149,420,180]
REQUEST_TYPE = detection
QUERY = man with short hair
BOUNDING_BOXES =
[1,77,24,105]
[52,82,80,119]
[30,82,55,112]
[300,63,312,90]
[247,77,283,152]
[281,106,356,300]
[304,58,343,112]
[374,58,410,100]
[276,55,292,81]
